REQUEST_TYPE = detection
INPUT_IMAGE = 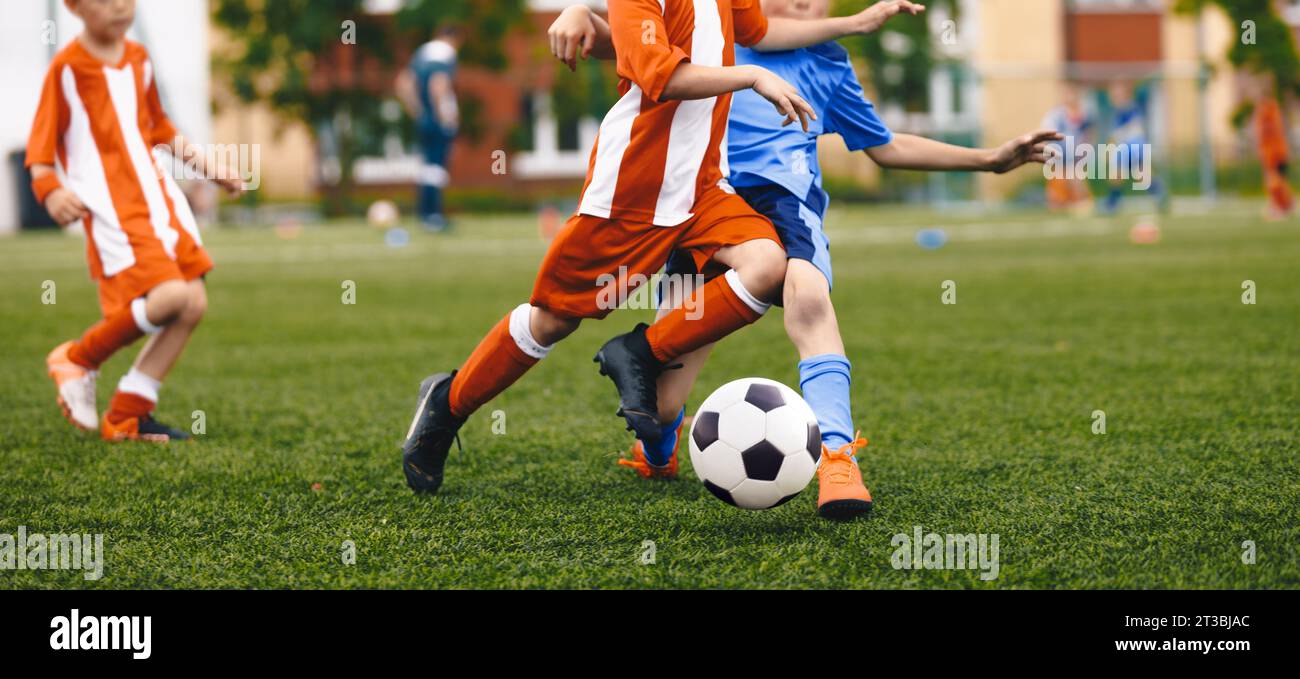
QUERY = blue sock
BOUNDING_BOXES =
[643,408,685,467]
[1104,187,1123,213]
[798,354,854,453]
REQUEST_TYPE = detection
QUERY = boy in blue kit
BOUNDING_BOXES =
[549,0,1061,519]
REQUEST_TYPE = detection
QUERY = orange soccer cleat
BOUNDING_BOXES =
[617,419,684,479]
[816,435,873,520]
[46,340,99,431]
[101,413,190,444]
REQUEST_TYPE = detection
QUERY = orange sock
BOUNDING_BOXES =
[448,307,544,419]
[106,391,154,426]
[67,306,146,370]
[646,270,767,364]
[1268,173,1294,211]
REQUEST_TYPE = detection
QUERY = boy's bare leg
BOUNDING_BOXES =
[101,279,207,441]
[781,259,871,517]
[134,279,208,381]
[782,259,845,359]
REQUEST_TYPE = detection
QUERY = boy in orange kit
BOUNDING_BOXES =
[402,0,919,494]
[1251,76,1294,220]
[30,0,242,442]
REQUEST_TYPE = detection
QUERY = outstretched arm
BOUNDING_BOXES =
[866,130,1064,173]
[754,1,926,52]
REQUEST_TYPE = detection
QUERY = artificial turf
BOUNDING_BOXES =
[1,203,1296,588]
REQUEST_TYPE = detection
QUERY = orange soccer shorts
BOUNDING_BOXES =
[530,186,780,320]
[90,217,213,319]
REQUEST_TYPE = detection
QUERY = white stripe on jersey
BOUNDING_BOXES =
[579,84,644,220]
[653,0,725,226]
[104,63,179,259]
[60,65,135,276]
[155,146,203,247]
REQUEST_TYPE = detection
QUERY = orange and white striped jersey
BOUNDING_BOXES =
[578,0,769,227]
[26,39,203,281]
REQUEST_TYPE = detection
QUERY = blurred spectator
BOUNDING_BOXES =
[1041,82,1094,213]
[396,24,462,232]
[1250,75,1293,220]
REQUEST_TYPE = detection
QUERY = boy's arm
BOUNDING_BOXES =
[27,65,87,225]
[141,52,242,196]
[395,69,421,118]
[866,131,1064,173]
[158,134,245,196]
[549,4,615,71]
[753,1,926,52]
[430,72,459,132]
[549,1,924,68]
[599,0,816,130]
[30,164,87,225]
[663,63,816,131]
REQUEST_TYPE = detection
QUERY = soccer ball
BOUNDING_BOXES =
[688,378,821,510]
[366,199,400,228]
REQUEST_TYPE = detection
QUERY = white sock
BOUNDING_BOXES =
[508,303,553,360]
[130,297,164,335]
[724,269,772,315]
[118,368,162,403]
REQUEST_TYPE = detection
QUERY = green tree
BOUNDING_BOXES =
[212,0,524,214]
[833,0,956,112]
[1175,0,1300,95]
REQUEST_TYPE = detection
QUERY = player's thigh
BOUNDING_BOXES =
[678,191,784,292]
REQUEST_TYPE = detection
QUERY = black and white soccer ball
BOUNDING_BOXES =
[688,378,821,510]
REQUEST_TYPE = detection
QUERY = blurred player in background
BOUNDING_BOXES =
[548,0,1059,519]
[397,25,461,232]
[1101,80,1167,215]
[1042,82,1094,213]
[31,0,242,442]
[1250,75,1294,220]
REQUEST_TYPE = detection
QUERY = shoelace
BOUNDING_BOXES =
[821,433,869,483]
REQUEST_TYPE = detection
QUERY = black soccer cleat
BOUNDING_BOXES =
[594,323,667,445]
[138,414,191,441]
[401,371,465,495]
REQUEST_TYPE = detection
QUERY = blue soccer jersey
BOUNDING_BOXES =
[722,43,892,288]
[409,39,459,136]
[728,43,893,200]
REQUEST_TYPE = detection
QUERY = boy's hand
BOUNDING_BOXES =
[212,174,245,197]
[988,130,1064,174]
[849,0,926,35]
[44,187,89,225]
[751,68,817,132]
[549,5,598,71]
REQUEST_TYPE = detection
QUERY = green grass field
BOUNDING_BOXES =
[1,204,1297,589]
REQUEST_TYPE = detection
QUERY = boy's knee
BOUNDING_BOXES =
[783,267,835,330]
[531,306,580,346]
[179,285,208,326]
[785,284,833,328]
[146,280,191,324]
[735,239,787,301]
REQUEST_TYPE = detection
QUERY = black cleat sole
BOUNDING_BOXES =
[817,499,874,521]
